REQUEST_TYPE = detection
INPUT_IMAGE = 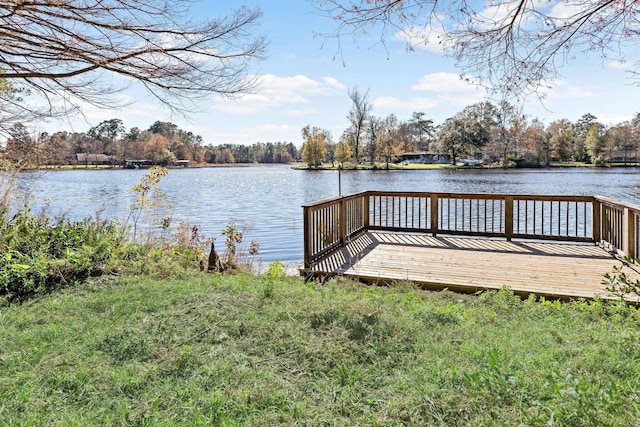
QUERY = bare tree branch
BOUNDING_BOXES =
[314,0,640,98]
[0,0,266,134]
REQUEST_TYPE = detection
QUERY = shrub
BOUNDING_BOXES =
[0,208,127,302]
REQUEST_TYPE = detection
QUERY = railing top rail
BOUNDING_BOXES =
[301,190,369,209]
[328,190,595,202]
[595,195,640,213]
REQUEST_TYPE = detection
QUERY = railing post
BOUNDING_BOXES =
[430,194,439,237]
[505,196,513,241]
[303,206,312,269]
[592,198,601,244]
[339,197,346,245]
[363,193,370,230]
[623,207,635,258]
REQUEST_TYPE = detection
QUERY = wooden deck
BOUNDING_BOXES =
[305,231,640,302]
[302,191,640,301]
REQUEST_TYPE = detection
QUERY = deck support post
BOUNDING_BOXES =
[592,198,601,245]
[339,197,346,245]
[623,207,636,259]
[363,194,370,230]
[303,206,312,269]
[505,196,514,241]
[430,194,439,237]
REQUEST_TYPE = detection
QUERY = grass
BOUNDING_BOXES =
[3,272,640,425]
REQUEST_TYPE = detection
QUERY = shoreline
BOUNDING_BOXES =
[19,161,640,172]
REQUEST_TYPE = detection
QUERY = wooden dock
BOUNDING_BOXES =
[302,191,640,301]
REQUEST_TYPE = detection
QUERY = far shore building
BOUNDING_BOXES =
[400,151,451,164]
[74,153,118,167]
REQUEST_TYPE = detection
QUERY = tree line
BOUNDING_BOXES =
[0,119,298,168]
[301,89,640,168]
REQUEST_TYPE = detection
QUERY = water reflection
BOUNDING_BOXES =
[16,165,640,263]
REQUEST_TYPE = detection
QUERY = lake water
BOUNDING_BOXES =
[15,166,640,264]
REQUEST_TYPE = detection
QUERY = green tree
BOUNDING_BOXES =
[88,118,126,159]
[377,114,401,169]
[409,112,435,150]
[584,123,606,164]
[301,125,328,168]
[335,139,353,166]
[437,111,491,165]
[547,119,574,162]
[608,122,634,165]
[572,113,598,162]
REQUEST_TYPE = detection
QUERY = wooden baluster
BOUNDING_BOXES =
[505,196,513,241]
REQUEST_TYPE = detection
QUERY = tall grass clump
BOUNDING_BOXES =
[0,167,222,304]
[0,206,127,302]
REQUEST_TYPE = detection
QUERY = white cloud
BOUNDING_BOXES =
[371,72,486,117]
[322,76,347,91]
[211,74,346,113]
[607,60,632,69]
[548,1,584,21]
[541,80,596,101]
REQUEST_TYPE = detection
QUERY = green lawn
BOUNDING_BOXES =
[2,272,640,425]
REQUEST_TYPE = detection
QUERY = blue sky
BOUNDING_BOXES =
[49,1,640,146]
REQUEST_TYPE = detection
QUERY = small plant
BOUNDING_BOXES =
[127,166,175,242]
[261,260,286,298]
[603,256,640,300]
[219,222,260,271]
[264,260,286,280]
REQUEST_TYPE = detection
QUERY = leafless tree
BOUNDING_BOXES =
[315,0,640,98]
[0,1,266,134]
[347,86,372,163]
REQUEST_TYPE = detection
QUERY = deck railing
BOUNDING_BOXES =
[302,191,640,269]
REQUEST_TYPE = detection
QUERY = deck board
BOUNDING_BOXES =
[306,231,640,302]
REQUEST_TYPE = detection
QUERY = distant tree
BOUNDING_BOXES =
[408,112,435,150]
[377,114,401,169]
[3,124,38,167]
[572,114,598,162]
[47,131,74,165]
[547,120,574,162]
[437,111,491,165]
[365,116,382,163]
[608,122,634,165]
[144,134,175,166]
[632,113,640,164]
[335,139,353,166]
[493,101,521,167]
[217,148,235,164]
[522,119,547,166]
[346,86,372,163]
[301,125,328,168]
[88,118,126,158]
[396,120,417,153]
[584,123,606,164]
[0,2,266,134]
[124,127,147,160]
